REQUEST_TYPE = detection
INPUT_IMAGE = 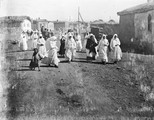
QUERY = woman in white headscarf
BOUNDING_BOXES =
[32,30,39,50]
[75,33,82,52]
[65,32,76,62]
[97,34,109,64]
[26,30,33,50]
[19,31,28,51]
[37,33,48,59]
[42,33,60,67]
[110,34,122,63]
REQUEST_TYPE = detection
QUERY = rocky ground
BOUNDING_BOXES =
[2,42,154,120]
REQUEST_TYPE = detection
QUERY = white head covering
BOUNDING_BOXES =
[113,34,118,39]
[68,32,73,37]
[102,34,107,39]
[34,30,38,33]
[50,36,57,41]
[39,33,43,37]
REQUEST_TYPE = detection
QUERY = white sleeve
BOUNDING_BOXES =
[117,38,121,45]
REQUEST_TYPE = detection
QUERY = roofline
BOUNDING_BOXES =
[117,8,154,16]
[117,2,154,16]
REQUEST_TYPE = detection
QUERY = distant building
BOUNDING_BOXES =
[0,16,32,32]
[32,18,54,31]
[108,19,116,24]
[117,1,154,54]
[90,19,119,41]
[32,18,48,31]
[48,21,54,31]
[0,16,32,43]
[53,21,69,32]
[69,21,89,33]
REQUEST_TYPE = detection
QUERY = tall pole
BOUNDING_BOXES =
[78,7,80,33]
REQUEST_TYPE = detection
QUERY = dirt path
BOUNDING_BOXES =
[5,48,154,120]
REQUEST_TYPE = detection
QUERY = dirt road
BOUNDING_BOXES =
[5,45,154,120]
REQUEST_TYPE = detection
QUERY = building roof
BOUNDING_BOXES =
[36,18,48,22]
[117,2,154,16]
[108,19,116,24]
[91,19,118,25]
[53,20,67,23]
[91,19,105,24]
[0,16,31,21]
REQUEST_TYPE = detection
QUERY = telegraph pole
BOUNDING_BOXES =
[78,6,80,33]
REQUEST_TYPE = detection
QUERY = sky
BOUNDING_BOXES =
[0,0,147,22]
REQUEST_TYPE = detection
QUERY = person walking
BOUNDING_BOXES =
[86,34,98,60]
[32,30,39,50]
[97,34,109,64]
[110,34,122,63]
[42,33,60,67]
[37,33,48,59]
[19,31,28,51]
[65,32,76,62]
[75,33,82,52]
[59,35,66,57]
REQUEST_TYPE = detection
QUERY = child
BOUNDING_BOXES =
[29,48,41,71]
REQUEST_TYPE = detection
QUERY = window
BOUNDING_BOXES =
[148,14,152,32]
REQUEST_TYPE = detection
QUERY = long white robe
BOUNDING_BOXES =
[42,37,60,66]
[97,38,109,62]
[32,34,38,49]
[83,35,89,51]
[65,37,76,61]
[19,33,28,50]
[38,37,48,58]
[110,38,122,61]
[76,35,82,51]
[27,34,33,50]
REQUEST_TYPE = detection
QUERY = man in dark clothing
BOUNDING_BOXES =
[86,34,98,60]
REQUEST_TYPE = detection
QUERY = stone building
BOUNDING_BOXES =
[0,16,32,42]
[0,16,32,32]
[53,21,69,32]
[90,19,119,41]
[32,18,54,31]
[117,0,154,54]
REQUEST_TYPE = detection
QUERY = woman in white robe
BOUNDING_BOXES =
[26,30,33,50]
[37,33,48,59]
[110,34,122,63]
[83,32,89,52]
[75,33,82,52]
[19,31,28,51]
[65,32,76,62]
[32,30,39,50]
[42,34,60,67]
[97,34,109,64]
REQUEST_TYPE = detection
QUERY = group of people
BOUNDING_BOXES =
[19,29,60,70]
[58,31,122,64]
[85,33,122,64]
[19,28,122,71]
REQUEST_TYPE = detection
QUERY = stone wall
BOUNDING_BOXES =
[119,14,135,52]
[134,10,154,54]
[0,27,22,51]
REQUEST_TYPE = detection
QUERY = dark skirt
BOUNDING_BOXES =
[59,40,65,55]
[29,59,38,69]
